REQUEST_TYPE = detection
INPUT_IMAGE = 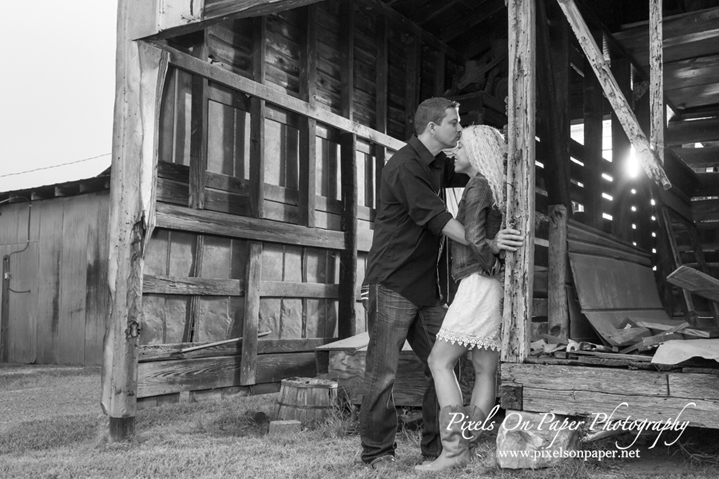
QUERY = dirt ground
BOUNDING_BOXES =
[2,364,718,477]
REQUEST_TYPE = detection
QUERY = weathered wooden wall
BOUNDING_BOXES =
[0,192,109,365]
[136,2,463,401]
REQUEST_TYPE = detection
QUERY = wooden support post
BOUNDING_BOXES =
[548,205,569,341]
[102,0,169,441]
[189,31,209,210]
[339,133,358,339]
[184,235,205,342]
[649,0,664,166]
[536,0,571,212]
[556,0,670,190]
[250,17,267,219]
[661,207,696,322]
[610,54,633,243]
[299,5,318,228]
[583,34,605,231]
[1,256,9,363]
[502,0,536,363]
[241,241,263,385]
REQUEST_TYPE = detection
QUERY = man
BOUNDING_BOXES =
[360,97,469,469]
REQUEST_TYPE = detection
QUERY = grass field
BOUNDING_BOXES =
[1,365,718,478]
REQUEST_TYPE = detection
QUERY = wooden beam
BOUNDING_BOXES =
[583,34,605,230]
[502,0,536,364]
[159,44,405,151]
[610,54,634,243]
[154,203,345,249]
[339,133,358,339]
[535,0,571,212]
[241,242,262,385]
[102,0,169,440]
[189,32,209,210]
[557,0,671,190]
[299,5,318,228]
[547,205,569,341]
[250,17,267,219]
[667,117,719,146]
[650,0,664,166]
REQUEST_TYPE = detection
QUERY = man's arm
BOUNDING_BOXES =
[442,218,468,245]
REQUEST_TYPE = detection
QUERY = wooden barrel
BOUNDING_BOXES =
[276,377,338,427]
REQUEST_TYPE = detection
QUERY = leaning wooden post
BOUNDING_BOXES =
[502,0,536,363]
[548,205,569,341]
[102,0,168,441]
[556,0,671,191]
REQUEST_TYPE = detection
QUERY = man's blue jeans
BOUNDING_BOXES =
[360,283,446,464]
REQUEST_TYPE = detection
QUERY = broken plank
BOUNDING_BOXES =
[667,265,719,303]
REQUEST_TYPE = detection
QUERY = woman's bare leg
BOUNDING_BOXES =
[469,347,499,414]
[427,340,469,408]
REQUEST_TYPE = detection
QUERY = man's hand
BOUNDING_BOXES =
[490,228,523,255]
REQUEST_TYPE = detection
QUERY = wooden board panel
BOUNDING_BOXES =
[35,200,65,364]
[2,243,37,363]
[137,352,316,397]
[58,197,90,364]
[667,372,719,401]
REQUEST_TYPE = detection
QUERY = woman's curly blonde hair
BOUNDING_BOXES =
[460,125,507,211]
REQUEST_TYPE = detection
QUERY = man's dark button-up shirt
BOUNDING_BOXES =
[364,136,468,306]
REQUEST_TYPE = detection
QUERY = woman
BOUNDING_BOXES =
[415,125,522,472]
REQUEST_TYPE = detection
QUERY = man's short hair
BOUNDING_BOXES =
[414,98,460,135]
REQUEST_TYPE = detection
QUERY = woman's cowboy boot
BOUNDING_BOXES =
[466,405,487,459]
[414,405,470,472]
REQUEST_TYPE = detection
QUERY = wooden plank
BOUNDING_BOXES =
[556,0,671,190]
[162,44,406,151]
[547,205,569,340]
[502,0,536,363]
[339,0,355,121]
[338,133,358,339]
[102,31,169,439]
[667,264,719,303]
[143,275,244,295]
[583,44,605,230]
[299,5,318,228]
[155,203,345,250]
[261,281,339,299]
[189,32,209,210]
[84,194,110,365]
[250,16,267,218]
[137,351,316,397]
[1,256,9,363]
[35,200,65,364]
[667,372,719,400]
[567,239,653,267]
[502,363,668,396]
[139,337,332,362]
[241,242,262,384]
[58,197,91,365]
[649,0,664,168]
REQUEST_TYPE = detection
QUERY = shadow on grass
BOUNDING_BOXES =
[0,414,101,454]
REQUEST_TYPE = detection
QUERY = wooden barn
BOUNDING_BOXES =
[0,174,110,366]
[103,0,719,441]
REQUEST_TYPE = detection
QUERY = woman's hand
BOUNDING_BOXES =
[490,228,523,254]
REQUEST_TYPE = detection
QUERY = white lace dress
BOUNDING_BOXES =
[436,272,502,351]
